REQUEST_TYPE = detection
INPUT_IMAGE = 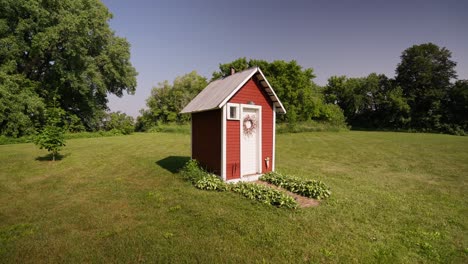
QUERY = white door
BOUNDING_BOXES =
[241,107,261,176]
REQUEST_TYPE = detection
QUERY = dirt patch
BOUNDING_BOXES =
[255,181,320,208]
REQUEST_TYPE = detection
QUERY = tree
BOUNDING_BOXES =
[103,111,134,135]
[137,71,207,130]
[396,43,457,130]
[212,58,345,125]
[323,73,410,128]
[34,106,66,161]
[0,72,45,137]
[0,0,137,134]
[442,80,468,134]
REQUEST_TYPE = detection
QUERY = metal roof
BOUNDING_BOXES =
[180,67,286,114]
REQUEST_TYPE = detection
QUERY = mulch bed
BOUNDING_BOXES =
[255,180,320,208]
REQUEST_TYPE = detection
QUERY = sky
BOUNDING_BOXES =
[101,0,468,117]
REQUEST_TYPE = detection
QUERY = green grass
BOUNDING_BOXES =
[0,131,467,263]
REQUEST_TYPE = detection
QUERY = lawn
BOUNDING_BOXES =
[0,131,467,263]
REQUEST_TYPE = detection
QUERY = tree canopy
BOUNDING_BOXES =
[396,43,457,129]
[0,0,137,136]
[212,58,345,124]
[136,71,207,131]
[323,73,410,128]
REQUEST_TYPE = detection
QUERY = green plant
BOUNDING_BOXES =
[34,107,66,161]
[260,171,331,200]
[194,174,229,191]
[180,160,228,191]
[230,182,298,209]
[180,160,297,208]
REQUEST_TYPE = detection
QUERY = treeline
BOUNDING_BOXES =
[137,59,346,131]
[138,43,467,135]
[0,0,465,139]
[324,43,467,135]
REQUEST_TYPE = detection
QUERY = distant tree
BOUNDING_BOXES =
[137,71,207,130]
[212,58,345,125]
[34,105,66,161]
[441,80,468,134]
[0,0,137,134]
[396,43,457,130]
[103,111,134,135]
[324,73,410,128]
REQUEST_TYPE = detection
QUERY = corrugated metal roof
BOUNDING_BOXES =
[180,67,286,114]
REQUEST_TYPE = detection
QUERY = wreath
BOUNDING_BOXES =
[243,114,257,136]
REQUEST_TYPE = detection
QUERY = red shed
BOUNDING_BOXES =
[181,67,286,182]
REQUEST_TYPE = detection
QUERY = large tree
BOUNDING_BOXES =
[396,43,456,130]
[323,73,410,129]
[137,71,207,130]
[0,0,137,135]
[212,58,345,124]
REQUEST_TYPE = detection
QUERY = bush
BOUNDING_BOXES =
[194,174,229,191]
[277,120,349,133]
[146,123,190,134]
[180,160,228,191]
[179,160,298,208]
[260,171,331,200]
[230,182,298,209]
[103,112,134,135]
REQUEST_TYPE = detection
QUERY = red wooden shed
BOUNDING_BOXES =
[181,67,286,182]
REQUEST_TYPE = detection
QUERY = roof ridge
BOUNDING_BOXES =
[217,66,258,81]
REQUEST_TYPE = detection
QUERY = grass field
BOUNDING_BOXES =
[0,131,467,263]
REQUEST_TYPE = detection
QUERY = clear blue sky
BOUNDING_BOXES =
[102,0,468,117]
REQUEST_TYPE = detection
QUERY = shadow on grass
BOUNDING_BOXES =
[156,156,190,173]
[35,153,69,161]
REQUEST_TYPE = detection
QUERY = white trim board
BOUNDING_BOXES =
[272,105,276,171]
[221,105,227,181]
[239,104,262,178]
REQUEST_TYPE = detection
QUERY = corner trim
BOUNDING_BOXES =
[221,105,227,180]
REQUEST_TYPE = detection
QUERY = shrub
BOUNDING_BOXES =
[179,160,298,208]
[260,171,331,200]
[230,182,298,209]
[180,160,228,191]
[276,120,349,133]
[194,174,229,191]
[34,107,66,161]
[103,112,135,135]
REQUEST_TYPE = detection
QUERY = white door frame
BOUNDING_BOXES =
[239,104,262,177]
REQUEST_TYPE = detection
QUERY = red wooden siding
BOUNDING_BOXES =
[191,110,221,174]
[226,77,274,179]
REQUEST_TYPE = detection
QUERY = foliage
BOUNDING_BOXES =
[0,0,137,134]
[34,107,66,161]
[230,182,298,209]
[276,120,348,133]
[146,123,191,134]
[194,174,229,192]
[441,80,468,135]
[180,159,297,208]
[396,43,457,130]
[0,73,45,137]
[137,71,207,130]
[0,135,34,145]
[324,73,410,129]
[102,111,134,135]
[180,159,228,191]
[212,58,346,126]
[260,171,331,200]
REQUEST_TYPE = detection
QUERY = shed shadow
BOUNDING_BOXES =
[156,156,190,173]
